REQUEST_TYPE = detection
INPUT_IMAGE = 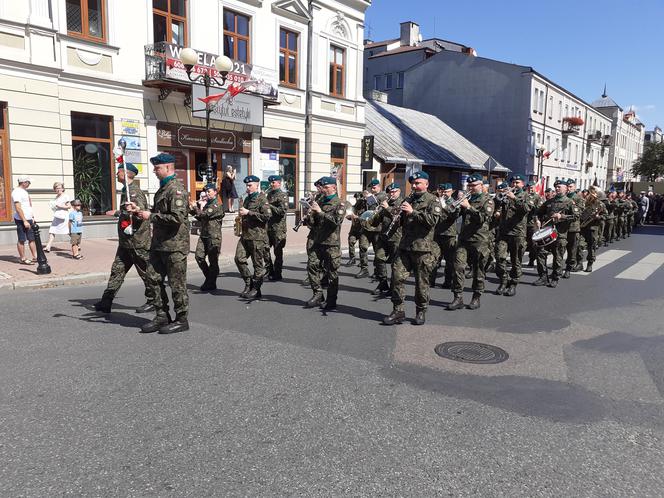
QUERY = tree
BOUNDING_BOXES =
[631,141,664,181]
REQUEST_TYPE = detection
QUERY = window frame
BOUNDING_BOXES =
[396,71,404,89]
[385,73,393,90]
[223,9,251,63]
[152,0,189,46]
[279,28,299,88]
[66,0,107,43]
[0,103,11,222]
[279,137,299,209]
[329,45,345,97]
[331,142,347,198]
[373,74,382,91]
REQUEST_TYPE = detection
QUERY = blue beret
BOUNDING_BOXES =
[510,174,524,182]
[386,182,400,192]
[467,173,483,184]
[369,178,380,186]
[497,182,509,190]
[149,153,175,165]
[119,162,139,175]
[243,175,260,183]
[319,176,337,186]
[204,183,218,191]
[444,183,454,190]
[566,178,576,185]
[553,179,567,186]
[268,175,282,182]
[408,171,429,183]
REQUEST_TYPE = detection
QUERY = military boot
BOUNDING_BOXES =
[321,295,337,311]
[159,316,189,334]
[467,292,481,310]
[135,302,155,314]
[383,310,406,325]
[584,263,593,272]
[268,272,282,281]
[355,268,369,279]
[345,257,357,267]
[504,284,516,297]
[371,279,390,296]
[94,300,112,314]
[447,294,464,311]
[562,269,571,279]
[495,282,507,295]
[239,279,252,298]
[305,292,324,308]
[548,278,559,288]
[572,263,583,272]
[414,309,426,326]
[301,275,310,286]
[321,275,329,289]
[245,280,262,300]
[533,275,548,286]
[440,280,452,289]
[200,278,217,292]
[140,314,170,334]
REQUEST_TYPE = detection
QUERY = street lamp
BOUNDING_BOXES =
[535,143,546,180]
[179,48,233,185]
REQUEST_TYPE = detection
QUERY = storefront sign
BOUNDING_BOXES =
[121,119,140,136]
[191,84,264,127]
[122,149,142,164]
[361,136,374,170]
[121,135,141,150]
[156,123,251,154]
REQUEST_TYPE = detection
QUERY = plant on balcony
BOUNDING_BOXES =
[585,161,593,170]
[562,116,584,135]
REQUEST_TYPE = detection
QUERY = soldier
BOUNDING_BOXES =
[564,178,585,277]
[264,175,288,281]
[483,179,498,274]
[128,153,190,334]
[533,179,579,288]
[494,174,532,297]
[190,183,224,291]
[615,189,627,239]
[626,192,638,236]
[447,173,495,311]
[383,171,440,325]
[304,176,345,310]
[431,183,458,289]
[579,186,607,272]
[603,189,617,245]
[345,192,363,266]
[356,178,386,279]
[369,182,404,297]
[301,179,324,287]
[235,175,271,300]
[525,181,543,267]
[94,162,155,314]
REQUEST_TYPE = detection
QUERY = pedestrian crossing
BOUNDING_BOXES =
[573,250,664,281]
[575,250,630,276]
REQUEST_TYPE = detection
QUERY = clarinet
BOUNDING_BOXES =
[383,193,416,238]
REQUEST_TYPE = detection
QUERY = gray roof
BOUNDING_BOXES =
[365,100,510,172]
[592,94,622,110]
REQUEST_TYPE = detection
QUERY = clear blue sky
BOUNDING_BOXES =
[365,0,663,130]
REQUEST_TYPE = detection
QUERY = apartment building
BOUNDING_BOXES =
[645,126,662,144]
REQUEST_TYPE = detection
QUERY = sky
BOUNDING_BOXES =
[365,0,664,130]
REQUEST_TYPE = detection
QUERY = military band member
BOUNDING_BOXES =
[190,183,224,291]
[564,178,585,278]
[128,153,190,334]
[301,179,324,287]
[615,189,627,240]
[345,192,363,266]
[483,179,498,274]
[94,162,155,314]
[626,192,638,236]
[305,176,345,310]
[494,175,532,297]
[447,173,495,311]
[603,189,617,245]
[356,178,386,279]
[579,186,607,272]
[264,175,289,281]
[431,183,459,289]
[533,179,579,288]
[384,171,441,325]
[525,181,543,267]
[235,175,271,300]
[369,182,403,296]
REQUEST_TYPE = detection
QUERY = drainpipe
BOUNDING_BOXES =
[304,0,314,194]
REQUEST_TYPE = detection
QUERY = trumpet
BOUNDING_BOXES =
[446,191,472,211]
[293,192,317,232]
[495,188,516,203]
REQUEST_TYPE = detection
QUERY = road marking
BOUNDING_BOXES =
[615,253,664,281]
[576,249,630,276]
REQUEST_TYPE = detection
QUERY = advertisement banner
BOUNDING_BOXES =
[191,83,264,127]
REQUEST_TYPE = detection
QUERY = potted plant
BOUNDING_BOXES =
[73,147,104,216]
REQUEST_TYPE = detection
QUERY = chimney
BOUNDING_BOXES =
[400,21,420,47]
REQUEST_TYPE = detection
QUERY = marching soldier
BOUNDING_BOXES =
[345,192,363,266]
[305,176,345,310]
[357,178,387,279]
[190,183,224,291]
[579,186,607,272]
[525,181,543,267]
[235,175,271,300]
[564,178,585,277]
[94,162,155,314]
[128,153,190,334]
[626,192,638,236]
[430,183,459,289]
[484,179,498,274]
[264,175,289,281]
[447,173,495,311]
[615,189,627,239]
[603,189,617,245]
[533,179,579,288]
[369,182,404,296]
[383,171,441,325]
[301,179,324,287]
[494,174,532,297]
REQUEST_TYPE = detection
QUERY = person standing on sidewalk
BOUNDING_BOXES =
[44,182,70,253]
[95,163,155,314]
[12,176,37,264]
[190,183,225,292]
[128,153,190,334]
[264,175,288,281]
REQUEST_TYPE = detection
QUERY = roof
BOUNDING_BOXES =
[592,94,622,110]
[368,45,434,59]
[364,38,398,49]
[366,100,510,172]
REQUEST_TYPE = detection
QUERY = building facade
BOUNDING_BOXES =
[0,0,371,243]
[644,126,662,144]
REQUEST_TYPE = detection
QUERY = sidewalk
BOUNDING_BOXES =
[0,224,350,291]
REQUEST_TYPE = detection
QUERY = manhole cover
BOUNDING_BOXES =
[434,342,509,364]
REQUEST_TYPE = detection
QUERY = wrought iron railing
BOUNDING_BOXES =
[144,42,172,82]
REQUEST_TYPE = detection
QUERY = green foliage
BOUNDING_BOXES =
[631,141,664,181]
[73,148,103,215]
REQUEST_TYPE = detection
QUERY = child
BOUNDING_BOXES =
[69,199,84,259]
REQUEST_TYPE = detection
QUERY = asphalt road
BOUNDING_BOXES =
[2,226,664,496]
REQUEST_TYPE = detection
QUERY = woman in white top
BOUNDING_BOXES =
[44,182,71,252]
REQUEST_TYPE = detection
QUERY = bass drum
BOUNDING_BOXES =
[532,226,558,248]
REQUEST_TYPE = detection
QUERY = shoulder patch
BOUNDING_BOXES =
[433,205,442,213]
[337,207,345,215]
[175,199,184,207]
[207,208,213,213]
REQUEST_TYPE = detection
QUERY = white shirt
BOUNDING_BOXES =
[11,187,34,221]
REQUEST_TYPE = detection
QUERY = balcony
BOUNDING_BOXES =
[587,130,602,142]
[562,116,584,136]
[601,135,612,148]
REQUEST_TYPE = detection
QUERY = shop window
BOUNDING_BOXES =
[280,138,298,209]
[224,9,251,63]
[153,0,187,46]
[329,45,345,97]
[66,0,106,42]
[0,103,11,221]
[279,28,298,87]
[71,112,114,215]
[331,143,346,196]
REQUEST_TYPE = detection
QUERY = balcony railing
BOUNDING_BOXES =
[587,130,602,142]
[562,116,584,136]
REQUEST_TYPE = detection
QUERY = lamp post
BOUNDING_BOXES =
[535,143,546,181]
[178,48,233,185]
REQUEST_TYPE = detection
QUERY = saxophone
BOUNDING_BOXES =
[234,195,245,237]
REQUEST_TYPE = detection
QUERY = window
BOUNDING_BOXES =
[224,9,250,63]
[279,28,298,87]
[373,75,381,90]
[396,71,404,89]
[0,103,11,221]
[331,143,347,196]
[555,138,560,160]
[329,45,345,97]
[153,0,187,46]
[66,0,106,42]
[533,88,538,112]
[538,91,544,113]
[385,73,393,90]
[548,96,553,118]
[558,100,562,121]
[280,139,298,208]
[71,112,114,216]
[546,135,551,155]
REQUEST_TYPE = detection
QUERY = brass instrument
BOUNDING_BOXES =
[234,195,245,237]
[293,192,316,232]
[384,193,416,238]
[446,191,472,211]
[495,187,516,203]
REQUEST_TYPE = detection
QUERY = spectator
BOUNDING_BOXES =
[44,182,71,252]
[639,191,649,226]
[11,176,37,264]
[221,165,238,212]
[69,199,84,259]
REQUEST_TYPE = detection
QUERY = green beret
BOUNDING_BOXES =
[119,162,139,175]
[566,178,576,185]
[386,182,400,193]
[319,176,337,186]
[243,175,260,183]
[369,178,380,186]
[510,174,524,182]
[408,171,429,183]
[467,173,483,184]
[553,179,566,186]
[149,153,175,165]
[497,182,508,190]
[204,183,218,191]
[268,175,282,182]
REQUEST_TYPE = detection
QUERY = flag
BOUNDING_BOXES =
[535,177,545,197]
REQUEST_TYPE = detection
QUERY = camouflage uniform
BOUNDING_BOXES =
[353,197,371,272]
[495,188,532,289]
[565,191,585,272]
[307,194,345,304]
[431,196,458,287]
[604,198,616,244]
[347,215,361,261]
[536,194,579,281]
[99,182,154,307]
[145,176,190,321]
[191,196,224,288]
[235,192,271,291]
[616,197,628,239]
[452,192,495,296]
[369,194,404,293]
[359,193,387,277]
[264,188,289,278]
[526,192,543,265]
[391,192,441,313]
[627,198,638,235]
[579,199,607,267]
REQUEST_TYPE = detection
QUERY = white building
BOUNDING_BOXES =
[0,0,370,243]
[645,126,662,144]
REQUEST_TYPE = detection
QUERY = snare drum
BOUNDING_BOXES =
[531,226,558,248]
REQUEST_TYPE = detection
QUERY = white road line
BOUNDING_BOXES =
[576,249,631,276]
[615,253,664,281]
